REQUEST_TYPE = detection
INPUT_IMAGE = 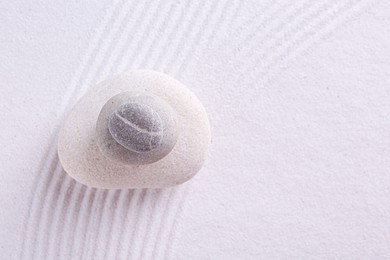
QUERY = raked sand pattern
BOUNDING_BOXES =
[17,0,373,259]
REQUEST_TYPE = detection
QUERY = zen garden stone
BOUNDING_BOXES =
[58,70,210,189]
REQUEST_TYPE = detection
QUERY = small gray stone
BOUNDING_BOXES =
[96,91,179,165]
[108,102,163,153]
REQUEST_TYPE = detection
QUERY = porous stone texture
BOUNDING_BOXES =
[109,101,164,152]
[96,92,178,165]
[58,70,210,189]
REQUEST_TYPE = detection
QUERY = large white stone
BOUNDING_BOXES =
[58,70,210,189]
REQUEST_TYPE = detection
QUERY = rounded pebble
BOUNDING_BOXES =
[96,92,178,165]
[58,70,210,189]
[108,100,164,152]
